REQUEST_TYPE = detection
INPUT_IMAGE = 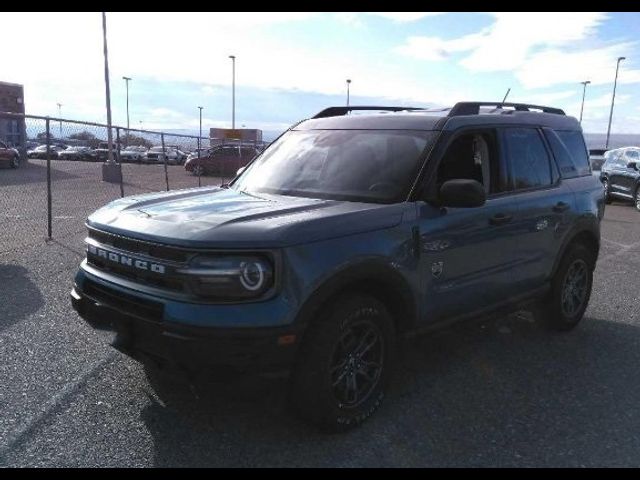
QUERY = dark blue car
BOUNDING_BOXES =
[71,102,604,431]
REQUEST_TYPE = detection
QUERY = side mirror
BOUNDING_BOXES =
[438,179,486,208]
[627,161,638,170]
[236,166,246,176]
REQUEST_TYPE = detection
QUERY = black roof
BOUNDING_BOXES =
[296,103,581,132]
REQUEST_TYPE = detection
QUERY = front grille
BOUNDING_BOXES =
[88,229,188,262]
[87,257,185,292]
[83,278,164,323]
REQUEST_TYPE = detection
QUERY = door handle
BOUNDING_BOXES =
[553,201,570,213]
[489,213,513,226]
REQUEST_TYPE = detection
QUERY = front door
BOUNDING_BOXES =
[416,128,522,322]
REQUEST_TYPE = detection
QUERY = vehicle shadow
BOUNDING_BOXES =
[140,313,640,467]
[0,161,80,188]
[0,264,45,332]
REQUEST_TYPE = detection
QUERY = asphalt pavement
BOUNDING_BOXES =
[1,168,640,466]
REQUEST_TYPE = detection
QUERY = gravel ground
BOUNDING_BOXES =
[1,164,640,467]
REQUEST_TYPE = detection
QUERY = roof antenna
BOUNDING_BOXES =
[502,88,511,103]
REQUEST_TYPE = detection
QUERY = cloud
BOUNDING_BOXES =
[368,12,445,22]
[394,12,640,89]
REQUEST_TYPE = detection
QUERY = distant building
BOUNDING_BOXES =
[209,128,263,147]
[0,81,27,154]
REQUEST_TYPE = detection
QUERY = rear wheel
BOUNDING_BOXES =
[289,294,396,432]
[10,155,19,169]
[634,186,640,212]
[537,243,594,331]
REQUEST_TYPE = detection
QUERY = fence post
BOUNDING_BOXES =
[116,127,124,198]
[197,136,201,187]
[161,133,169,191]
[45,118,52,240]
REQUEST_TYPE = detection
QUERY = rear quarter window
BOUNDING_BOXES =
[553,130,591,177]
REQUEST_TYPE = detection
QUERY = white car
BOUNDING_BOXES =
[119,146,148,163]
[144,146,181,164]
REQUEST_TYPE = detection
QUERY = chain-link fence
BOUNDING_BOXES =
[0,112,267,254]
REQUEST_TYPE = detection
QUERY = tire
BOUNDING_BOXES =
[10,155,19,169]
[602,178,611,204]
[538,243,595,332]
[193,165,205,176]
[634,186,640,212]
[289,294,396,432]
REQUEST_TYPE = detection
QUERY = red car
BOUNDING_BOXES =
[0,140,20,168]
[184,145,258,176]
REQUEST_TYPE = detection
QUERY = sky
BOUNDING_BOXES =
[2,12,640,136]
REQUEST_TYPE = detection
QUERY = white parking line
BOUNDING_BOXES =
[601,238,631,248]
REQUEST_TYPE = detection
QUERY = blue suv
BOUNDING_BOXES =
[71,102,604,431]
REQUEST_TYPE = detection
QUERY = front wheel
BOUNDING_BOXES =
[634,186,640,212]
[10,155,20,168]
[192,165,205,176]
[537,243,594,331]
[602,178,611,204]
[289,294,396,432]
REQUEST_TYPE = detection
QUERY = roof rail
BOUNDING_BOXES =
[449,102,565,116]
[312,106,425,119]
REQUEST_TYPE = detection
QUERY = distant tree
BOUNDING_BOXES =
[69,131,101,148]
[120,133,153,149]
[36,131,54,141]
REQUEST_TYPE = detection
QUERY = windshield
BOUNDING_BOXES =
[231,129,434,203]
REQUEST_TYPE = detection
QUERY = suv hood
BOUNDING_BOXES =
[87,186,407,248]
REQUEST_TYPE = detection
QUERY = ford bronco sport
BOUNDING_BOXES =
[71,102,604,432]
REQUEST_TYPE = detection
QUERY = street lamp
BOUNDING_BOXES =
[56,102,62,138]
[229,55,236,130]
[579,80,591,124]
[346,79,351,107]
[122,76,132,132]
[198,106,203,140]
[605,57,625,149]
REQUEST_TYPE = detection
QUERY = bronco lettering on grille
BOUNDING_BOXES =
[87,244,166,274]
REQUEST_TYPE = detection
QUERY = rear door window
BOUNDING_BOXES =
[502,128,552,190]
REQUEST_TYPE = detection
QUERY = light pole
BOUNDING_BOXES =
[122,76,131,132]
[198,106,203,140]
[101,11,120,183]
[346,79,351,107]
[605,57,625,149]
[229,55,236,130]
[579,80,591,124]
[56,102,62,138]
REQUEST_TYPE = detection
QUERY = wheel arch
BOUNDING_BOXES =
[293,261,419,337]
[552,225,600,276]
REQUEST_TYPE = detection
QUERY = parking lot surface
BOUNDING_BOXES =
[1,161,640,467]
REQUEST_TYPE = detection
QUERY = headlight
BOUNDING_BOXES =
[179,255,274,300]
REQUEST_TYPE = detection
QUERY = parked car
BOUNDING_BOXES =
[167,145,188,164]
[589,148,607,171]
[94,142,123,162]
[600,146,640,211]
[184,145,259,176]
[186,148,212,161]
[58,146,96,161]
[144,146,183,165]
[27,144,65,159]
[119,146,148,163]
[0,140,20,168]
[72,102,603,432]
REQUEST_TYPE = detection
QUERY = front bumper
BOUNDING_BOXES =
[71,270,301,375]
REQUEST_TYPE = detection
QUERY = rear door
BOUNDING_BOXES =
[499,127,576,292]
